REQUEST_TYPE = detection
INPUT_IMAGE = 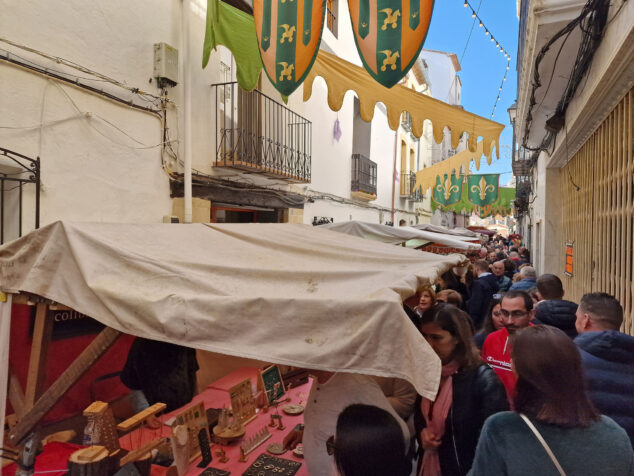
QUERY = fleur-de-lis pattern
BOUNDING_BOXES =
[467,174,500,207]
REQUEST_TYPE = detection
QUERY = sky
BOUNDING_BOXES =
[423,0,519,185]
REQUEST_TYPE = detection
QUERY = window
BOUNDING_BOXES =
[326,0,338,37]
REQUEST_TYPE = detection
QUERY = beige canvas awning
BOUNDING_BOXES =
[303,50,505,161]
[0,221,468,401]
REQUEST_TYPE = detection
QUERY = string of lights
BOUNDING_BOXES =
[463,1,512,60]
[462,0,512,119]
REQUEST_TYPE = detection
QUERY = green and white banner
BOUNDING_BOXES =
[432,173,462,206]
[467,174,499,207]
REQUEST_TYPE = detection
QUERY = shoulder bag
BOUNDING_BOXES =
[519,413,566,476]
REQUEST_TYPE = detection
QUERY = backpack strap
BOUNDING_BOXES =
[519,413,566,476]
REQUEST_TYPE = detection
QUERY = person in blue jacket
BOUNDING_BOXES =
[575,292,634,448]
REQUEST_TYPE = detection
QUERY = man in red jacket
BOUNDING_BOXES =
[481,290,534,403]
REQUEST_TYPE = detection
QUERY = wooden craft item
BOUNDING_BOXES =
[120,437,166,466]
[267,443,286,455]
[242,453,302,476]
[257,365,285,404]
[281,404,304,416]
[68,446,111,476]
[240,426,272,456]
[117,403,167,432]
[84,401,120,453]
[170,425,190,476]
[200,468,230,476]
[171,401,210,462]
[229,378,257,425]
[215,448,229,463]
[292,444,304,458]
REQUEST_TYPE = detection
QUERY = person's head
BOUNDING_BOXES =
[527,287,541,305]
[420,305,480,367]
[519,266,536,280]
[503,259,516,274]
[482,294,505,334]
[513,326,599,428]
[500,290,534,334]
[536,274,564,300]
[575,292,623,333]
[332,404,410,476]
[491,260,505,277]
[496,251,506,261]
[488,250,498,262]
[437,270,459,290]
[509,251,520,260]
[418,286,436,311]
[436,289,463,308]
[474,260,490,276]
[479,247,488,259]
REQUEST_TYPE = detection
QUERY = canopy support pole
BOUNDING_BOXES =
[9,326,122,444]
[0,293,13,473]
[24,303,53,410]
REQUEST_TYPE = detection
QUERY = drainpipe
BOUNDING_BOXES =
[391,129,398,224]
[182,0,193,223]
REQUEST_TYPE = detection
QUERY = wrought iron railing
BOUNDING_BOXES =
[399,172,419,199]
[0,147,40,244]
[211,82,312,183]
[351,154,377,196]
[512,146,533,176]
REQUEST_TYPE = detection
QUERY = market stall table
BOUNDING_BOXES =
[119,367,311,475]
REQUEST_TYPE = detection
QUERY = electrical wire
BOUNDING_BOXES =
[459,0,484,63]
[0,37,163,102]
[462,1,512,61]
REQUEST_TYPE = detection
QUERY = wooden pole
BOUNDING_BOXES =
[10,326,121,444]
[0,293,13,462]
[24,303,54,409]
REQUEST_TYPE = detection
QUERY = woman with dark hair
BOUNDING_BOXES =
[474,295,504,349]
[503,259,516,280]
[437,270,469,308]
[414,305,508,475]
[330,404,410,476]
[469,326,634,475]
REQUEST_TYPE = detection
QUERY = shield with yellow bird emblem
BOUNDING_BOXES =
[254,0,327,96]
[349,0,434,87]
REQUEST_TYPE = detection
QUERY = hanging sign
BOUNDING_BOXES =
[254,0,327,96]
[467,174,499,207]
[348,0,434,88]
[432,173,462,206]
[565,243,574,277]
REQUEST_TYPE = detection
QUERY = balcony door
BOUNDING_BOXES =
[237,78,263,168]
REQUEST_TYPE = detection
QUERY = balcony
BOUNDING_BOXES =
[512,147,533,177]
[399,172,421,200]
[351,154,377,200]
[211,82,311,183]
[514,177,532,215]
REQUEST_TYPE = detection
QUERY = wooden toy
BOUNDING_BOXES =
[240,426,272,456]
[229,378,257,425]
[170,401,210,462]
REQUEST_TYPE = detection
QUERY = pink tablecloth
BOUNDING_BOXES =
[120,368,312,475]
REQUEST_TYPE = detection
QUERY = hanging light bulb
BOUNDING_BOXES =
[506,64,510,70]
[485,29,490,36]
[496,42,500,48]
[490,36,495,42]
[479,20,483,27]
[503,77,506,81]
[472,10,476,18]
[464,1,468,6]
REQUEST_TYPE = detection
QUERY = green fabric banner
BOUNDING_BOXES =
[432,173,462,206]
[202,0,263,92]
[431,184,515,218]
[467,174,499,207]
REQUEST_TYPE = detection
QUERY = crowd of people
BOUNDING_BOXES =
[289,238,634,476]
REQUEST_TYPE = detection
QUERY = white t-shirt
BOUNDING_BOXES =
[303,372,410,476]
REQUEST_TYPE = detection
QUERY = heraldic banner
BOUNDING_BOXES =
[467,174,499,207]
[432,173,462,206]
[348,0,434,88]
[254,0,327,96]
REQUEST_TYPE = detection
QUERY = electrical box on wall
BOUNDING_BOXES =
[153,43,179,87]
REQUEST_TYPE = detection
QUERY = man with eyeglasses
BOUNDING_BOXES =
[481,290,534,403]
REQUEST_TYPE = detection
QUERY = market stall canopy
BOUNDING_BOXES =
[411,223,482,239]
[321,221,481,250]
[304,51,505,159]
[0,221,467,399]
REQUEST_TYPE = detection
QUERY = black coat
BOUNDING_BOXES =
[467,274,499,329]
[534,299,578,338]
[414,364,509,476]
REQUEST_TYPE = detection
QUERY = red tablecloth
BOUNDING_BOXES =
[2,442,84,476]
[120,367,311,476]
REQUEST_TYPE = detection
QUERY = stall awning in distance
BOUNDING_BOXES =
[0,221,468,399]
[321,221,481,250]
